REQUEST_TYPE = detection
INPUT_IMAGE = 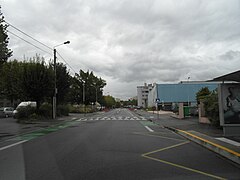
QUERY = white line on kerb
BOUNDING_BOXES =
[0,140,28,151]
[215,137,240,147]
[145,126,154,132]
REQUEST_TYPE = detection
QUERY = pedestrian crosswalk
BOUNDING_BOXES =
[76,116,147,121]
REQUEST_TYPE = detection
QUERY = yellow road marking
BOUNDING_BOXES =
[142,141,226,180]
[142,155,226,180]
[178,129,240,157]
[142,141,189,156]
[133,132,185,142]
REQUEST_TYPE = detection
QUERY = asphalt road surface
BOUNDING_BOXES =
[0,108,240,180]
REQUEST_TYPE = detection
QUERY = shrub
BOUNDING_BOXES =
[68,104,90,113]
[16,106,36,120]
[39,103,52,118]
[204,91,220,127]
[57,104,69,116]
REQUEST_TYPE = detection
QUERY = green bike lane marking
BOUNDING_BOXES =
[13,120,79,141]
[139,120,157,127]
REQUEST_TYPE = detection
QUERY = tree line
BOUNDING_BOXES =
[0,55,107,109]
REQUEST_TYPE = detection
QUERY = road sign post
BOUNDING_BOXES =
[156,98,160,121]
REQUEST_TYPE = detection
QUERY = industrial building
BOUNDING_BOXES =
[147,82,218,110]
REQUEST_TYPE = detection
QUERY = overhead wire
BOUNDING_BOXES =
[5,20,53,50]
[6,20,77,75]
[57,51,77,74]
[8,30,52,55]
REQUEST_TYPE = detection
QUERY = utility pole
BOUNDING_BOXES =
[95,86,98,103]
[83,82,85,115]
[52,41,70,119]
[53,48,57,119]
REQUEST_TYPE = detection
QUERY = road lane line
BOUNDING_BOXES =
[133,132,185,142]
[142,141,226,180]
[143,141,189,156]
[142,155,226,180]
[0,140,28,151]
[145,126,154,132]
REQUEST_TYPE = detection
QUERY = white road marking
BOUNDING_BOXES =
[145,126,154,132]
[215,137,240,147]
[76,116,148,121]
[0,140,28,151]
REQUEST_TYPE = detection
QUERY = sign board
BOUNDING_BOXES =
[155,98,160,104]
[219,83,240,125]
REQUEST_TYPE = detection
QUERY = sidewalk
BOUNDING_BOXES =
[148,111,240,165]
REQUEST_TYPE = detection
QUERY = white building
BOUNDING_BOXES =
[137,83,154,108]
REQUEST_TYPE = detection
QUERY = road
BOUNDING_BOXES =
[0,108,239,180]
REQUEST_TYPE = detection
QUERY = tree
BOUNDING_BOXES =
[71,70,106,105]
[196,87,211,104]
[203,90,219,127]
[0,6,12,67]
[0,60,24,104]
[196,88,220,127]
[66,76,83,104]
[49,62,71,104]
[102,95,116,108]
[22,60,54,108]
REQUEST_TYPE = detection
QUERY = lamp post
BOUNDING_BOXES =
[187,76,190,107]
[82,80,86,116]
[53,41,70,119]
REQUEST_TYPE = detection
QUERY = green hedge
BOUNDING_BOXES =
[16,106,36,120]
[39,103,52,118]
[69,104,94,113]
[57,104,69,116]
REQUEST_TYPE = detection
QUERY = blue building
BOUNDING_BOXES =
[148,82,218,109]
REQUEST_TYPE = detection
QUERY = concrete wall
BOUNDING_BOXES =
[147,84,157,108]
[137,83,153,108]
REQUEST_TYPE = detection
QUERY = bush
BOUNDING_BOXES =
[203,90,220,127]
[16,106,36,120]
[57,104,69,116]
[39,103,52,118]
[68,104,94,113]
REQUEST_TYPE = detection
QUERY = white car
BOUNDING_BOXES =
[13,101,37,117]
[0,107,14,118]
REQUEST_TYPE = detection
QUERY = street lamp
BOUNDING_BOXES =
[187,77,190,106]
[53,41,70,119]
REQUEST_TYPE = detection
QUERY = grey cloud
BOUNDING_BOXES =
[2,0,240,99]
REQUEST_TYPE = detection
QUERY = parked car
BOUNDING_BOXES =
[0,107,14,118]
[13,101,37,118]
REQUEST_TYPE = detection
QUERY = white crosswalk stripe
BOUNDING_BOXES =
[75,116,147,121]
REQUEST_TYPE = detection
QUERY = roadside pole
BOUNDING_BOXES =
[156,98,160,121]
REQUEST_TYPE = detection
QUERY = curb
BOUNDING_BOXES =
[165,126,240,165]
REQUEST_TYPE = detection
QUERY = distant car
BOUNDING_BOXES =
[0,107,14,118]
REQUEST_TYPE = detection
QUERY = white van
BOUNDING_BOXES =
[13,101,37,117]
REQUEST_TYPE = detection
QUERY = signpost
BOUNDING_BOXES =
[156,98,160,121]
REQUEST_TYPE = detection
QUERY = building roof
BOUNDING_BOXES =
[209,70,240,82]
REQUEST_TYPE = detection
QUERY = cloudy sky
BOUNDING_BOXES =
[1,0,240,99]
